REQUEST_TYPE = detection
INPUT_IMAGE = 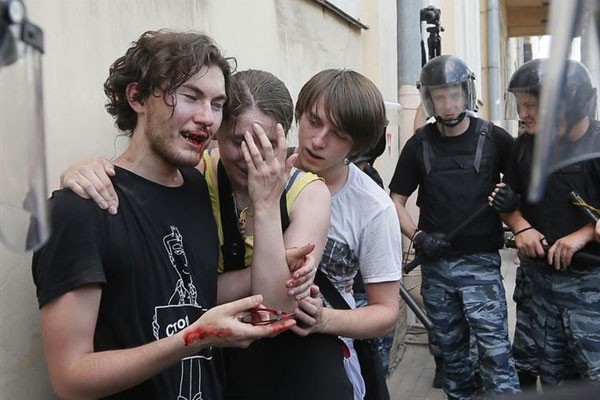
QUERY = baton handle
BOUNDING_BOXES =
[505,238,600,266]
[404,203,491,274]
[399,283,434,330]
[570,191,600,223]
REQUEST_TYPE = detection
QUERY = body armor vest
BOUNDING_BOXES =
[417,118,504,245]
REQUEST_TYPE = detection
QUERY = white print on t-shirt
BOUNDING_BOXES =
[320,238,357,295]
[164,225,198,305]
[153,226,210,400]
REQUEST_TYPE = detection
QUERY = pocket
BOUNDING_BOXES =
[565,308,600,378]
[513,266,524,303]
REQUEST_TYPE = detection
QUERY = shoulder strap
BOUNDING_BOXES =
[280,170,301,232]
[280,191,290,232]
[473,119,492,173]
[218,161,246,272]
[315,269,351,310]
[419,124,434,175]
[218,161,291,271]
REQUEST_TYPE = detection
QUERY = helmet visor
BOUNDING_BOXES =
[529,0,599,202]
[0,44,49,252]
[419,80,476,119]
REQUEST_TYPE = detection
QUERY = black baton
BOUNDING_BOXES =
[404,203,491,274]
[399,283,434,330]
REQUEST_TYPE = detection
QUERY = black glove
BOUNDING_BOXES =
[491,184,520,213]
[413,231,451,259]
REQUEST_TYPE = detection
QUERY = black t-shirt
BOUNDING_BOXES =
[389,117,514,253]
[32,167,222,400]
[504,120,600,259]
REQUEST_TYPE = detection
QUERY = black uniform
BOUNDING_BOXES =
[390,117,514,252]
[389,117,520,398]
[503,120,600,386]
[33,167,222,400]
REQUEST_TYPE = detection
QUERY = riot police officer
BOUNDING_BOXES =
[389,55,519,399]
[496,58,600,388]
[497,59,546,391]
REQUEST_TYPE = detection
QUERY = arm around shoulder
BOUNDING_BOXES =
[59,157,119,214]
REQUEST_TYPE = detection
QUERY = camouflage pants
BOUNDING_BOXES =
[512,259,539,375]
[528,259,600,386]
[421,252,520,400]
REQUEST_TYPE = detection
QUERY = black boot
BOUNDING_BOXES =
[432,356,443,388]
[517,369,538,391]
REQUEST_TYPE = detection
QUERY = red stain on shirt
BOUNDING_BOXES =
[342,341,351,359]
[184,325,232,346]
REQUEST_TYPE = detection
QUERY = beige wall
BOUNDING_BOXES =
[0,0,399,398]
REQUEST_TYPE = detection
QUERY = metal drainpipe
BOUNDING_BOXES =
[487,0,502,123]
[397,0,422,87]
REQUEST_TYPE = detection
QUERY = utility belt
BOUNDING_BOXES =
[444,232,504,255]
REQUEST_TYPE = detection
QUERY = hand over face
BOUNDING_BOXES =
[241,123,290,210]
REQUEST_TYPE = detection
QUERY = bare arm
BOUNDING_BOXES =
[283,177,330,298]
[390,192,418,239]
[501,210,545,259]
[319,281,400,338]
[242,123,295,312]
[502,205,595,269]
[215,245,319,305]
[290,282,400,339]
[42,285,293,400]
[547,223,596,270]
[293,205,402,339]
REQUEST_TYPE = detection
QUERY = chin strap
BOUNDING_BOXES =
[435,111,467,127]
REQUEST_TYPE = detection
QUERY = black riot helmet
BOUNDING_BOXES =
[529,0,599,202]
[1,0,49,252]
[508,58,544,96]
[417,55,477,127]
[559,60,596,127]
[506,58,596,125]
[505,58,545,121]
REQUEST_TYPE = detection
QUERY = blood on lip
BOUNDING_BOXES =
[182,131,206,146]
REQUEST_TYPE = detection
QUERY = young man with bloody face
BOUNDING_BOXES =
[32,30,305,400]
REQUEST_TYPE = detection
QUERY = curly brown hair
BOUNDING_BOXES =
[104,29,236,135]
